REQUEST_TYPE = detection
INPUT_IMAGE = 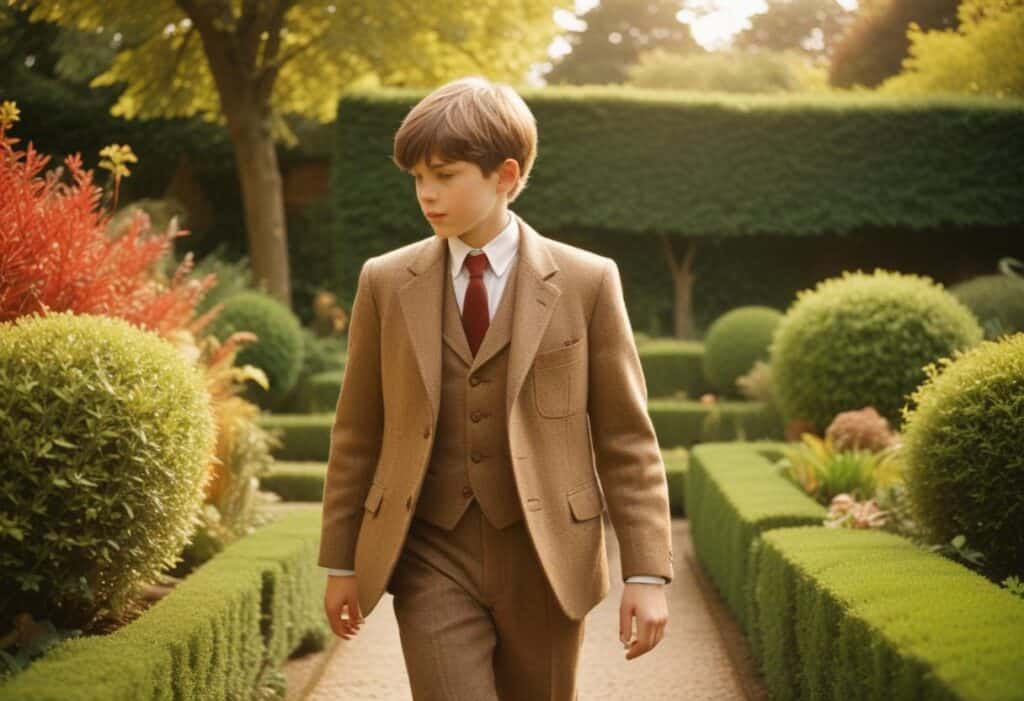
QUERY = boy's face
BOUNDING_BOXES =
[408,154,519,243]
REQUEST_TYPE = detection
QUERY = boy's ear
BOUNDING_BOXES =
[498,157,520,193]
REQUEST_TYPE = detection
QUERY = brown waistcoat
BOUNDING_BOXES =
[413,250,524,531]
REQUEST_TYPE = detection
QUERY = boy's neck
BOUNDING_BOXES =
[458,205,511,250]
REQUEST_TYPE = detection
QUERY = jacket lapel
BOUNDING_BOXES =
[397,213,562,423]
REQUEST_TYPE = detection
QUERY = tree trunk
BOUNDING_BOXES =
[177,0,294,309]
[658,234,698,339]
[225,108,292,308]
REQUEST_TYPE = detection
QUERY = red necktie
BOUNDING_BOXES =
[462,252,490,357]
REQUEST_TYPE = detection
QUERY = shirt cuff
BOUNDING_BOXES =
[323,567,356,576]
[625,575,667,584]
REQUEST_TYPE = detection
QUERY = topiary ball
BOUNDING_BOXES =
[901,332,1024,582]
[0,312,216,628]
[948,273,1024,341]
[770,269,983,431]
[206,291,305,401]
[702,306,783,397]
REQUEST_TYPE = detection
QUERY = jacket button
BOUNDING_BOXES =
[422,425,430,438]
[470,451,482,462]
[469,375,480,386]
[470,410,481,422]
[462,486,473,498]
[406,495,412,510]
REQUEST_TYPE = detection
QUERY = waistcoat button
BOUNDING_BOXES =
[462,486,473,498]
[470,451,482,462]
[470,410,481,421]
[422,425,430,438]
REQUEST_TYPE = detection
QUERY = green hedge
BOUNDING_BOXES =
[0,509,328,701]
[330,86,1024,321]
[648,399,785,447]
[262,462,327,502]
[258,399,783,460]
[638,339,709,398]
[685,442,826,631]
[752,527,1024,701]
[663,448,688,516]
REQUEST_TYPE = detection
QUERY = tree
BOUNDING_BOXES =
[733,0,858,65]
[14,0,565,309]
[627,47,830,93]
[879,0,1024,98]
[829,0,961,89]
[546,0,703,85]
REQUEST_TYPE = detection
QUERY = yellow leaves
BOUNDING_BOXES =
[99,144,138,179]
[0,100,20,130]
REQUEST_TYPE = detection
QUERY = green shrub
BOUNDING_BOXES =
[189,245,260,317]
[770,269,983,431]
[205,291,305,403]
[0,312,216,630]
[949,273,1024,340]
[901,332,1024,582]
[702,306,783,397]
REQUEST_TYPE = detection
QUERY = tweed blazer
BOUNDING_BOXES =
[318,212,674,621]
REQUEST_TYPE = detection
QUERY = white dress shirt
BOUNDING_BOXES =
[324,211,666,585]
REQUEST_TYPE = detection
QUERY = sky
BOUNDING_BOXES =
[548,0,861,60]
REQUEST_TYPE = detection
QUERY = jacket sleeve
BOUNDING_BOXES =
[586,259,674,584]
[317,257,385,570]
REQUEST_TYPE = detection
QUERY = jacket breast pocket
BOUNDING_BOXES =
[532,338,584,418]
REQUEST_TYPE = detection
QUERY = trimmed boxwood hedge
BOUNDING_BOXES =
[685,442,826,632]
[257,399,784,460]
[751,527,1024,701]
[261,462,328,502]
[0,509,328,701]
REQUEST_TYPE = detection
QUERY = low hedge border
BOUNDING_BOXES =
[638,340,709,399]
[685,442,826,632]
[263,453,692,515]
[663,448,688,517]
[0,509,329,701]
[258,400,783,460]
[262,462,328,502]
[752,527,1024,701]
[649,399,784,447]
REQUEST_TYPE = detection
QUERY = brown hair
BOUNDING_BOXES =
[392,76,538,203]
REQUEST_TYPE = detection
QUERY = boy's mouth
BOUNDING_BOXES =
[426,212,446,221]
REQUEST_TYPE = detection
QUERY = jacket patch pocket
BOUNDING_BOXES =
[364,483,385,516]
[567,481,604,522]
[532,339,584,418]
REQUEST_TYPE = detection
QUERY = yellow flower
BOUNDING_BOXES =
[99,144,139,179]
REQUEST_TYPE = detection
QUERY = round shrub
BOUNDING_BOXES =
[770,269,983,431]
[206,291,305,401]
[702,306,783,396]
[948,273,1024,340]
[0,312,216,628]
[901,332,1024,582]
[825,406,897,453]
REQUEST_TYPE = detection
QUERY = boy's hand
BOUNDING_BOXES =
[325,575,364,640]
[619,582,668,660]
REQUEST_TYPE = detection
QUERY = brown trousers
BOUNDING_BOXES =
[386,500,585,700]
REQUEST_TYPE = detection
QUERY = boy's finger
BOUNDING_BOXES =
[619,607,633,643]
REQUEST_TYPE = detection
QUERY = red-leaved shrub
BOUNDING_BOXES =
[0,104,215,336]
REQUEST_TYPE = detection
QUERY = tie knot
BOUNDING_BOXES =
[464,252,489,277]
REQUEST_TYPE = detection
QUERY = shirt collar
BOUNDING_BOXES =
[447,210,519,279]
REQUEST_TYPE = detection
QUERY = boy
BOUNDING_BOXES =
[319,76,673,700]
